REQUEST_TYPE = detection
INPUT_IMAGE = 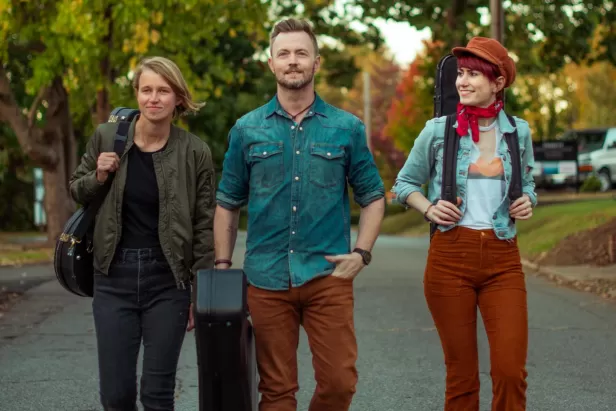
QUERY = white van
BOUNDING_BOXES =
[572,127,616,192]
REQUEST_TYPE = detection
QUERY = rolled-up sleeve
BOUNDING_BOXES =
[348,120,385,207]
[216,125,249,210]
[391,120,434,206]
[520,122,538,207]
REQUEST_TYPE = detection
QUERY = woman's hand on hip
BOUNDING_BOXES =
[509,194,533,220]
[425,197,463,225]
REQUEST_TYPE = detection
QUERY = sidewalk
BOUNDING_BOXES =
[522,258,616,300]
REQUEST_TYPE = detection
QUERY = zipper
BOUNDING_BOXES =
[110,138,133,266]
[110,155,124,267]
[157,152,181,288]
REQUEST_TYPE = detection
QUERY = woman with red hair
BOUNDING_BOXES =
[392,37,537,411]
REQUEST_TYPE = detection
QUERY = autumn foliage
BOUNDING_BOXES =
[383,40,446,154]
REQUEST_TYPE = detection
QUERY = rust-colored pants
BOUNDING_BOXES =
[425,226,528,411]
[247,274,357,411]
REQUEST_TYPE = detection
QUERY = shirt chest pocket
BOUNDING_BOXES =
[248,142,284,188]
[309,144,346,189]
[433,143,467,175]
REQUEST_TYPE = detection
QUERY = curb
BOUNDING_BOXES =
[521,258,616,301]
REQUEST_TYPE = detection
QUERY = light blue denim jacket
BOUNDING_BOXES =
[391,110,537,240]
[217,94,385,290]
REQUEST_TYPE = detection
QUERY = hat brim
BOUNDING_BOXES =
[451,46,500,68]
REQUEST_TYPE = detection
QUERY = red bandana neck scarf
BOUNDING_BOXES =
[456,100,504,142]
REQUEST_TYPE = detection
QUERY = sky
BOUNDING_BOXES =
[372,20,432,67]
[330,0,434,68]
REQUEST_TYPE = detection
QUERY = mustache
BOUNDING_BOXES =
[285,67,303,74]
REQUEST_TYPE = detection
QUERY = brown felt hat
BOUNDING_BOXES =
[452,37,516,88]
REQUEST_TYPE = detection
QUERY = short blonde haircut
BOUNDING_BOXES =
[132,56,204,117]
[270,18,319,56]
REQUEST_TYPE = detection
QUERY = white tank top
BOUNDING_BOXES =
[459,121,506,230]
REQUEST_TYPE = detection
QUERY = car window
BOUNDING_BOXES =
[577,130,607,153]
[605,129,616,150]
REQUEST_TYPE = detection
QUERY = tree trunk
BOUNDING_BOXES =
[43,166,73,244]
[42,78,77,243]
[96,4,114,124]
[0,68,76,244]
[447,0,468,47]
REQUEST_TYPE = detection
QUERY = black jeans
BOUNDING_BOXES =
[92,247,191,411]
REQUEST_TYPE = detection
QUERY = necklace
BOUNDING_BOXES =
[282,97,315,121]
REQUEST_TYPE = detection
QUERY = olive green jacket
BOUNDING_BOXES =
[69,117,216,290]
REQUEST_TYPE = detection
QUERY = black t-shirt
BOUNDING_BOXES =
[118,143,166,249]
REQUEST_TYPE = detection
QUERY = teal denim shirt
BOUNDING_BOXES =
[391,111,537,240]
[217,94,385,290]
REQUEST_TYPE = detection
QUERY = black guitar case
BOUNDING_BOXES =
[430,54,522,239]
[54,107,139,297]
[194,268,259,411]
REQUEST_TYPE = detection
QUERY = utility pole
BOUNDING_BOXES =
[363,71,372,152]
[490,0,504,43]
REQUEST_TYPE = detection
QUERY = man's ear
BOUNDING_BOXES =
[267,57,275,74]
[314,55,321,72]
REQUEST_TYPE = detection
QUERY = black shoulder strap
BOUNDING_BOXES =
[74,121,131,238]
[504,114,522,201]
[442,113,459,204]
[431,114,459,239]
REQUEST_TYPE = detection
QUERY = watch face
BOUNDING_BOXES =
[355,249,371,265]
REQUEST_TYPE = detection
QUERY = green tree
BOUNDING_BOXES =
[566,61,616,129]
[0,0,269,241]
[344,0,615,72]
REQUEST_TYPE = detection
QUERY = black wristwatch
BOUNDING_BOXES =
[353,248,372,266]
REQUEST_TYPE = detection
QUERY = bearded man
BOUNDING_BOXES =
[213,18,385,411]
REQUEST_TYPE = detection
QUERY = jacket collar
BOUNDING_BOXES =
[265,92,328,119]
[123,114,180,155]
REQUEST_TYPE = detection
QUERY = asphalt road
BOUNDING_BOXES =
[1,232,615,410]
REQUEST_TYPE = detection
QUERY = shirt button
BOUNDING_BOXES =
[263,151,267,155]
[327,152,331,156]
[296,150,300,155]
[292,231,296,235]
[299,127,303,131]
[292,206,297,212]
[290,250,294,253]
[291,125,295,130]
[295,176,299,181]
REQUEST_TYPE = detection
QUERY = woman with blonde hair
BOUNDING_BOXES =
[70,56,215,411]
[393,37,537,411]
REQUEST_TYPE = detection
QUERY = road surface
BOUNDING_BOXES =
[1,233,615,410]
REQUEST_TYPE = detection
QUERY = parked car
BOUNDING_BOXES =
[570,127,616,192]
[532,139,579,189]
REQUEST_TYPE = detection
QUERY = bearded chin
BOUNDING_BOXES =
[276,69,315,90]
